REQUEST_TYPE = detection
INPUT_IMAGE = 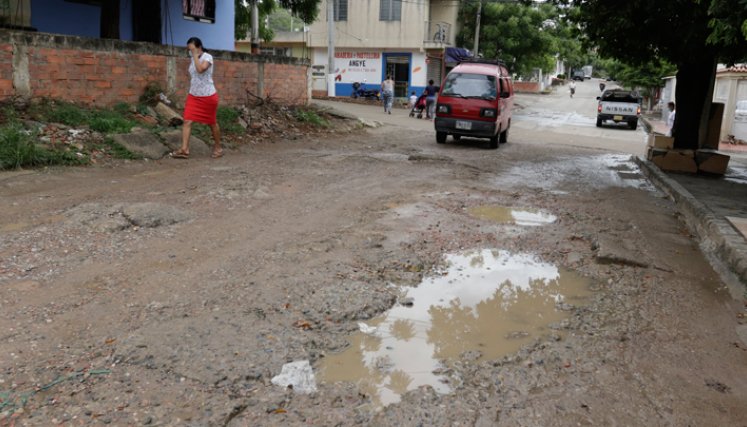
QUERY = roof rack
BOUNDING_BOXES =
[458,58,507,67]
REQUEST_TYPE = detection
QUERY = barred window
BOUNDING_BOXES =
[334,0,348,22]
[183,0,216,23]
[379,0,401,21]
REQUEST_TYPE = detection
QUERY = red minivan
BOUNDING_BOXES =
[434,59,514,149]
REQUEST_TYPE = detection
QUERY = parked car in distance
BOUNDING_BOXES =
[596,89,641,130]
[434,59,514,149]
[572,70,585,81]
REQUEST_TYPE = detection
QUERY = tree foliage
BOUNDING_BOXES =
[235,0,320,41]
[560,0,747,148]
[457,2,585,77]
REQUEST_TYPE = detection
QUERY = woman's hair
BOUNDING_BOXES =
[186,37,206,51]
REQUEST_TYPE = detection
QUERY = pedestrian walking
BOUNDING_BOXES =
[382,75,395,114]
[171,36,223,159]
[569,81,576,98]
[666,101,676,137]
[425,79,438,119]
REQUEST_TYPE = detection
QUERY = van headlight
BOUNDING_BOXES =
[437,104,451,114]
[481,108,497,118]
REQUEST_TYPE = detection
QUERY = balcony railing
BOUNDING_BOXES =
[424,21,451,46]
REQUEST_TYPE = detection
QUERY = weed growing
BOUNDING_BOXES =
[0,125,87,170]
[294,108,329,127]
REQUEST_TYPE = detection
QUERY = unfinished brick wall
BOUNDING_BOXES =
[513,81,541,93]
[0,30,310,107]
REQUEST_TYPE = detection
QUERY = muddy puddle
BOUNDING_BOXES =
[319,249,593,406]
[467,205,556,226]
[495,154,655,192]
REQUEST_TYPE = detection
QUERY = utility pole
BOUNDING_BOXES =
[473,0,482,56]
[251,0,260,54]
[327,0,336,96]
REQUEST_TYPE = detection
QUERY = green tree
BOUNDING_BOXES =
[235,0,320,41]
[560,0,747,149]
[457,2,564,77]
[605,59,677,110]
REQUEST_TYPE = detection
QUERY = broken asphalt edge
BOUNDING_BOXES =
[634,156,747,295]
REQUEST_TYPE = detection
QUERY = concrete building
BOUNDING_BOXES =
[1,0,235,51]
[305,0,460,98]
[714,65,747,142]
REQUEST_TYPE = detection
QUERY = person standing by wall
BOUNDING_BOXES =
[425,79,438,119]
[666,101,676,137]
[171,37,223,159]
[381,75,395,114]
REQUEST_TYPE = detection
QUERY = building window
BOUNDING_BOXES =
[379,0,401,21]
[183,0,216,23]
[334,0,348,21]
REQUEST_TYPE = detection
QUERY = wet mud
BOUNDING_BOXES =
[1,112,746,426]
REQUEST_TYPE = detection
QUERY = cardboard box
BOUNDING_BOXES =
[647,134,675,150]
[650,149,697,173]
[695,150,730,175]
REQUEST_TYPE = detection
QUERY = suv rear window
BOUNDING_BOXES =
[441,73,497,99]
[602,91,638,103]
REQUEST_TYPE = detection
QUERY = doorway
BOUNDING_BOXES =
[132,0,161,43]
[384,54,411,98]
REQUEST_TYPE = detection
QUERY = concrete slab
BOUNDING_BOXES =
[159,130,212,157]
[111,129,170,160]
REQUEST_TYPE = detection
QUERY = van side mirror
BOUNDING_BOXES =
[500,91,510,99]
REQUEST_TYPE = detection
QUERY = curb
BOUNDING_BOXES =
[634,156,747,290]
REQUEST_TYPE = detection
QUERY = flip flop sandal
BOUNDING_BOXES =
[211,150,224,159]
[170,150,189,159]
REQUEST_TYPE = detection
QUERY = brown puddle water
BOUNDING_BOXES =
[319,249,592,406]
[467,205,556,226]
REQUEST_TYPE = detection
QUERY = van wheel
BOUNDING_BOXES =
[488,134,499,149]
[436,132,447,144]
[499,127,509,144]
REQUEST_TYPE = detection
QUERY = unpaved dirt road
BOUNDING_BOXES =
[2,81,746,426]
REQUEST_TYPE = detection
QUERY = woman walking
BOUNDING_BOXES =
[171,37,223,159]
[381,75,395,114]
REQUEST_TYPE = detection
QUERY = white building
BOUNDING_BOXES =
[306,0,460,97]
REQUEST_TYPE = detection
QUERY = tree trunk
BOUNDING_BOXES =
[672,56,716,149]
[100,0,121,39]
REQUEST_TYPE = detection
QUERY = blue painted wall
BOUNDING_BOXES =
[30,0,234,51]
[162,0,234,51]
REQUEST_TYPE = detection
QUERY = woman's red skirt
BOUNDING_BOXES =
[184,93,219,125]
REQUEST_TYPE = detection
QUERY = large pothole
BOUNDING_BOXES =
[319,249,593,406]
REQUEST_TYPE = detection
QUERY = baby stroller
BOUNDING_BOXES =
[409,93,428,119]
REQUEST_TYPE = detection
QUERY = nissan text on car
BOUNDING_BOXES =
[596,89,641,130]
[434,59,514,149]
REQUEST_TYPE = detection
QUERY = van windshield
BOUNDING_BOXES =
[441,73,497,100]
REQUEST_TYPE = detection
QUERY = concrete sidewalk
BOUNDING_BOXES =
[638,116,747,290]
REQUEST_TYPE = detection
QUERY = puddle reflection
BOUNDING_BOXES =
[467,205,557,226]
[320,249,592,406]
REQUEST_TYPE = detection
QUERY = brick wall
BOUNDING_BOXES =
[0,30,310,107]
[513,81,541,93]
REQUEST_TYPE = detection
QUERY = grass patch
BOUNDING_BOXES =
[29,100,139,134]
[217,106,244,134]
[294,108,329,127]
[0,125,88,170]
